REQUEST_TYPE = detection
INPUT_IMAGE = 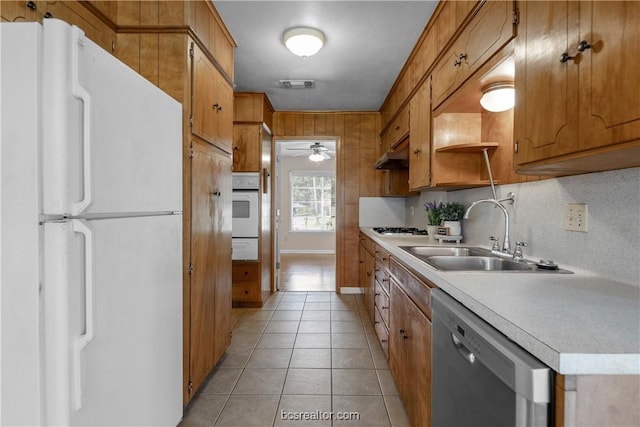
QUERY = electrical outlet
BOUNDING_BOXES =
[565,203,588,232]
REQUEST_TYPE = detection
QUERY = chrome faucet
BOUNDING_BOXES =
[464,193,515,259]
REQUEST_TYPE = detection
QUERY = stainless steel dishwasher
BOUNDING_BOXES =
[431,289,552,427]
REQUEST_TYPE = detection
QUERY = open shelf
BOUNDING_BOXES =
[435,142,499,153]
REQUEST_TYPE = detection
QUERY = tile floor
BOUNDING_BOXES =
[180,291,410,427]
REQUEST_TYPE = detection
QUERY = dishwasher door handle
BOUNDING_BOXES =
[452,334,476,364]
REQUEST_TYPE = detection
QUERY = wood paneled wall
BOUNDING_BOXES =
[273,112,380,288]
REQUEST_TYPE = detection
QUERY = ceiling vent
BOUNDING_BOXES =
[279,79,314,89]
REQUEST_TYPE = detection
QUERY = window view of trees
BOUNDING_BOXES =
[290,172,336,232]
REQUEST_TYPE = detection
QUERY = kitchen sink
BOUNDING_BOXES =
[399,246,490,258]
[399,245,572,273]
[426,256,534,271]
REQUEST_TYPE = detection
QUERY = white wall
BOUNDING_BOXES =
[279,156,336,252]
[405,167,640,286]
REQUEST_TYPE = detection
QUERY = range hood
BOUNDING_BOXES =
[375,146,409,169]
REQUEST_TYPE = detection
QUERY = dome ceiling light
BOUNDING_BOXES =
[480,82,515,112]
[283,27,325,58]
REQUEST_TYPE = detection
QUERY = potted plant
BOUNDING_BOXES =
[424,201,443,239]
[441,202,465,236]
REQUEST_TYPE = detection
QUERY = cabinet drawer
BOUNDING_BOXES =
[375,281,390,327]
[431,0,515,109]
[382,105,410,149]
[390,258,433,320]
[374,263,390,294]
[232,262,259,283]
[374,305,389,359]
[232,284,258,301]
[375,245,391,270]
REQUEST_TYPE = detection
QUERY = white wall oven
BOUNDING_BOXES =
[232,173,260,260]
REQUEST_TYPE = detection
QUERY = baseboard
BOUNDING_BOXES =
[339,287,363,294]
[280,249,336,254]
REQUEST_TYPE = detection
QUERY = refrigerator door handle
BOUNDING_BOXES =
[71,219,95,411]
[70,27,92,216]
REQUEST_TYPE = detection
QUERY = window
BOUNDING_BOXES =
[290,171,336,232]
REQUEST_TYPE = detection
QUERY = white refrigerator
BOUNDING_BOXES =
[1,19,183,426]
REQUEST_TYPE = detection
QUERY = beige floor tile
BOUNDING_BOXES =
[331,395,391,427]
[277,301,306,311]
[332,369,382,395]
[217,347,254,368]
[229,332,261,348]
[305,293,331,302]
[294,333,331,349]
[214,395,280,427]
[298,320,331,334]
[246,348,293,368]
[331,311,361,322]
[332,348,374,369]
[376,370,399,396]
[280,294,308,302]
[232,320,268,334]
[303,302,331,311]
[200,368,243,394]
[256,333,297,349]
[370,348,390,370]
[301,310,331,321]
[180,394,228,427]
[289,349,332,369]
[241,309,275,322]
[271,310,303,321]
[264,320,300,334]
[384,395,411,427]
[331,321,364,333]
[275,395,332,427]
[331,333,369,349]
[331,301,358,311]
[283,369,332,395]
[233,369,287,395]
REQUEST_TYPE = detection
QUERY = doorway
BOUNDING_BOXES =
[273,138,337,292]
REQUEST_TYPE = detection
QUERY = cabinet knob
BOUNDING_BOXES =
[560,52,575,63]
[43,11,53,18]
[413,149,421,155]
[213,103,222,111]
[577,40,592,52]
[395,125,400,131]
[399,329,405,334]
[26,1,37,10]
[244,290,249,295]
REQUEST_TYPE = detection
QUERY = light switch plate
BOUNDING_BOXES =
[565,203,588,232]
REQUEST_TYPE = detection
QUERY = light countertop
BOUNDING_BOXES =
[360,227,640,375]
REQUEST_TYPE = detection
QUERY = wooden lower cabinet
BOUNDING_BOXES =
[389,275,432,427]
[189,139,232,398]
[232,261,262,307]
[359,234,376,322]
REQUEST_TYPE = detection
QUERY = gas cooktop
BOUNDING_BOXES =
[372,227,428,236]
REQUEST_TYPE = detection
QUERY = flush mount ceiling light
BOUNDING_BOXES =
[283,27,325,58]
[480,82,515,112]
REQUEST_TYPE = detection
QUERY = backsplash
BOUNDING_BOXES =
[405,167,640,286]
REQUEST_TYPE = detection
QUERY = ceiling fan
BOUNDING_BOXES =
[286,142,332,162]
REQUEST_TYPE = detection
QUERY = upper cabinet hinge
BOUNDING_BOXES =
[189,43,194,59]
[188,263,194,274]
[188,381,193,393]
[514,140,519,153]
[513,8,519,25]
[189,147,194,158]
[189,115,194,130]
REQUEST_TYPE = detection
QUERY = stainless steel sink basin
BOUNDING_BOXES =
[426,256,534,271]
[399,246,490,258]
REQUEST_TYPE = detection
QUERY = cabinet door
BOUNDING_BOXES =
[409,80,432,190]
[212,149,232,363]
[514,1,580,167]
[432,0,516,109]
[192,43,233,153]
[232,124,261,172]
[363,249,376,322]
[189,139,218,396]
[579,2,640,149]
[405,293,432,427]
[189,140,232,395]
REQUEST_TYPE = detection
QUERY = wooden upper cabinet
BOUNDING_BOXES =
[192,43,233,153]
[431,0,516,110]
[234,92,274,132]
[514,0,640,174]
[232,124,262,172]
[409,79,431,190]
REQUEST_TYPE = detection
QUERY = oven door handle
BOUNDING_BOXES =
[452,334,476,364]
